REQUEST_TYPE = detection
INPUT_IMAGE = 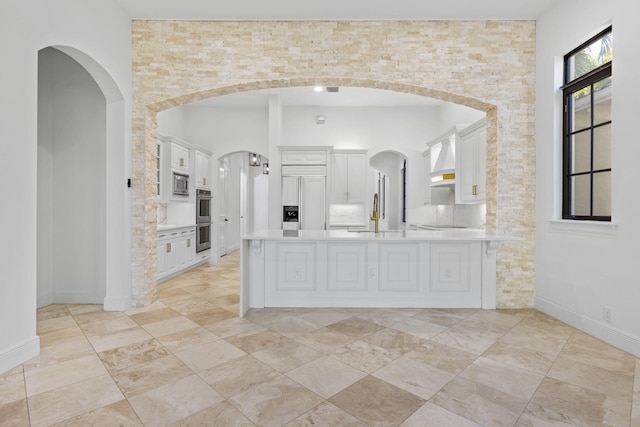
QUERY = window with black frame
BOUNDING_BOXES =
[562,27,612,221]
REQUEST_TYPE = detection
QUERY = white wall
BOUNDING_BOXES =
[38,47,107,306]
[535,0,640,356]
[0,0,132,374]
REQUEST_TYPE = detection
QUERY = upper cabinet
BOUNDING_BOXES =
[281,150,327,166]
[193,148,212,190]
[170,140,190,174]
[330,150,367,204]
[456,118,487,204]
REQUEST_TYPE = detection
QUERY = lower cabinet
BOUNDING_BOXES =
[157,226,203,281]
[262,240,482,308]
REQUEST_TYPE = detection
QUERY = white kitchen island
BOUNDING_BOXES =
[240,229,517,316]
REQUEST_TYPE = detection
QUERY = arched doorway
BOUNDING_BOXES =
[37,46,129,310]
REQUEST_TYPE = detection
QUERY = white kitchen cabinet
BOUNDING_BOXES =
[281,150,327,165]
[171,142,190,173]
[157,226,197,281]
[194,149,211,190]
[456,118,487,204]
[282,176,299,206]
[330,151,367,204]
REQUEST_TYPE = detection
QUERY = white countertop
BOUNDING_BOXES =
[157,224,196,231]
[242,229,519,242]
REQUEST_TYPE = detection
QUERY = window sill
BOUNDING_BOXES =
[547,219,618,236]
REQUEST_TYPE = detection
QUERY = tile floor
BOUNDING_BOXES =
[2,250,640,426]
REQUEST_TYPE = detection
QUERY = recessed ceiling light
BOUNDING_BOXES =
[314,86,323,93]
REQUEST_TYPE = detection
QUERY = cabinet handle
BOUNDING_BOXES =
[187,239,191,248]
[166,243,171,253]
[180,158,184,167]
[472,185,478,196]
[203,177,207,186]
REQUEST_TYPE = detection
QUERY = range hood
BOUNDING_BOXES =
[427,125,466,186]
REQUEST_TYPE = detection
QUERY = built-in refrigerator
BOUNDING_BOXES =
[282,175,326,230]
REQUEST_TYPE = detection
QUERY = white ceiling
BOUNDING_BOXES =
[114,0,558,21]
[125,0,558,108]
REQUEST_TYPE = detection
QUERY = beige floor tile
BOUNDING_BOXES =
[412,340,476,375]
[294,327,357,353]
[98,338,171,375]
[264,316,320,337]
[228,375,323,427]
[362,328,426,356]
[203,316,261,338]
[430,376,529,427]
[156,326,219,353]
[373,351,454,400]
[482,340,557,376]
[129,306,182,325]
[87,326,153,353]
[38,325,87,348]
[252,340,322,373]
[632,358,640,427]
[500,322,572,356]
[173,339,246,372]
[226,328,289,354]
[25,354,109,397]
[199,355,280,399]
[0,366,26,406]
[23,336,95,371]
[244,309,296,325]
[547,355,634,400]
[356,309,414,327]
[128,374,223,427]
[171,400,254,427]
[411,309,468,327]
[559,331,637,374]
[286,356,367,398]
[400,402,481,427]
[327,317,386,339]
[430,324,504,355]
[458,356,544,401]
[36,304,71,321]
[329,340,398,373]
[27,374,123,427]
[186,307,237,326]
[284,401,367,427]
[110,354,192,398]
[297,310,352,328]
[50,399,143,427]
[36,315,78,335]
[77,313,141,337]
[390,316,448,340]
[0,399,30,427]
[519,377,631,427]
[329,376,425,427]
[141,316,201,338]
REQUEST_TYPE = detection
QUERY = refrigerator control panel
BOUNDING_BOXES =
[283,206,299,222]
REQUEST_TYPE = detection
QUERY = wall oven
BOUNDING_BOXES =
[196,223,211,253]
[196,189,211,223]
[195,189,211,253]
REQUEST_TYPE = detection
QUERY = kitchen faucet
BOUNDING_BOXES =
[371,193,380,233]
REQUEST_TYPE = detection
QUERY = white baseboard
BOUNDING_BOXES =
[0,336,40,375]
[534,296,640,357]
[103,295,133,312]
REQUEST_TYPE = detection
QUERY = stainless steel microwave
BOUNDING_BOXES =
[172,172,189,197]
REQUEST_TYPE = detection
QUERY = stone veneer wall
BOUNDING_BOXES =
[131,20,536,308]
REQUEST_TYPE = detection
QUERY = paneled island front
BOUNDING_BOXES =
[239,229,517,316]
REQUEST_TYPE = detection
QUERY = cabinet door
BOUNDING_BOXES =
[331,153,349,203]
[171,143,189,172]
[346,153,366,203]
[157,242,169,278]
[457,125,487,204]
[195,151,210,189]
[301,176,326,230]
[282,176,300,206]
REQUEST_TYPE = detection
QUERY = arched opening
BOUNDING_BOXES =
[37,46,129,309]
[142,80,495,305]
